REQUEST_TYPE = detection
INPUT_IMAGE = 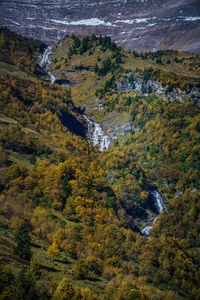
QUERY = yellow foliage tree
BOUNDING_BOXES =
[47,241,60,259]
[53,278,75,300]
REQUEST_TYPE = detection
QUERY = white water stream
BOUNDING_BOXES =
[151,190,166,213]
[40,49,110,152]
[40,49,165,232]
[39,46,52,68]
[141,190,166,236]
[83,115,111,151]
[39,46,56,84]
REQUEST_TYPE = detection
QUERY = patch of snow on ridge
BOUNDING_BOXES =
[183,16,200,21]
[116,19,135,24]
[146,23,157,27]
[51,18,113,26]
[135,18,149,23]
[51,19,72,25]
[7,19,20,26]
[115,17,156,24]
[70,18,113,26]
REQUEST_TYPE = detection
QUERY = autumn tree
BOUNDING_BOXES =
[53,278,75,300]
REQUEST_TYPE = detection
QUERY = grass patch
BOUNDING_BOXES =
[0,62,39,82]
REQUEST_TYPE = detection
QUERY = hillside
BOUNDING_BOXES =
[0,28,200,300]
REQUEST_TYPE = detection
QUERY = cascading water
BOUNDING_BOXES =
[39,46,55,84]
[83,115,111,151]
[151,190,165,213]
[39,46,52,68]
[141,225,154,236]
[49,73,56,84]
[141,190,166,236]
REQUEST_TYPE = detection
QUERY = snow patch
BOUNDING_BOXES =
[115,17,156,25]
[7,19,20,25]
[115,19,135,24]
[70,18,113,26]
[135,18,149,23]
[51,18,114,26]
[183,16,200,21]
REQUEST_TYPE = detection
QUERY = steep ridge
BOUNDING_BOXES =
[0,0,200,52]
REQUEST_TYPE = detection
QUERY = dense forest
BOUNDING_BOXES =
[0,28,200,299]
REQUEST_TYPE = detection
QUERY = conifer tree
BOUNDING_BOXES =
[14,220,32,261]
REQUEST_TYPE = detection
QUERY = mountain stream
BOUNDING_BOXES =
[40,49,166,224]
[40,48,111,151]
[83,115,111,151]
[39,46,56,84]
[141,190,166,236]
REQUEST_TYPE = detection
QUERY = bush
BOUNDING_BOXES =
[156,58,163,65]
[55,64,61,70]
[73,257,103,279]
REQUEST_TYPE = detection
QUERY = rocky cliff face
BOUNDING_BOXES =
[0,0,200,53]
[116,72,200,104]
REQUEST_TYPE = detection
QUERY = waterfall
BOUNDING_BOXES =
[141,225,153,236]
[151,190,166,213]
[141,190,166,236]
[39,46,52,68]
[49,73,56,84]
[39,46,55,83]
[83,115,111,151]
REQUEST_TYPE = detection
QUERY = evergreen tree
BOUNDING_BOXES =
[94,63,98,73]
[0,267,13,295]
[13,270,37,300]
[14,220,32,260]
[30,154,36,165]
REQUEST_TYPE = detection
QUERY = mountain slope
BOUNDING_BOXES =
[0,0,200,52]
[0,28,200,299]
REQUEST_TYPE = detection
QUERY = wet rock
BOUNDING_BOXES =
[83,115,111,151]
